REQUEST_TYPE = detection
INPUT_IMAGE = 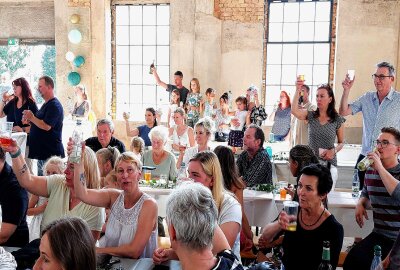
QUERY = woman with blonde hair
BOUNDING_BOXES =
[1,141,105,240]
[96,146,120,187]
[27,156,65,241]
[176,117,213,169]
[72,150,158,258]
[169,107,195,153]
[153,151,242,262]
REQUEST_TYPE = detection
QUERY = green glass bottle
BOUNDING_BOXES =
[318,241,332,270]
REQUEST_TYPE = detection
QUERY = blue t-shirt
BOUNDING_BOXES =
[29,97,65,159]
[138,125,153,146]
[0,163,29,247]
[3,98,38,128]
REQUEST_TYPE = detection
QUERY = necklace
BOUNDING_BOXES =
[300,207,326,227]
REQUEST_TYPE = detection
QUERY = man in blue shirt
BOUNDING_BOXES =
[340,61,400,189]
[0,148,29,247]
[23,76,65,175]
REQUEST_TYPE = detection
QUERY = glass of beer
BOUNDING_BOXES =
[144,170,152,183]
[0,122,13,147]
[283,201,299,231]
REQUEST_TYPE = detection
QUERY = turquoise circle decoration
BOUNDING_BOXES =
[73,56,85,67]
[67,72,81,86]
[68,29,82,44]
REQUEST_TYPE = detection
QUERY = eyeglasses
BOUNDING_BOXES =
[372,74,392,81]
[374,139,399,148]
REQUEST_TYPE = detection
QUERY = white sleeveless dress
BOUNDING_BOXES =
[99,192,157,258]
[29,196,47,241]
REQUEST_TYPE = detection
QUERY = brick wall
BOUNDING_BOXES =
[68,0,90,7]
[214,0,264,23]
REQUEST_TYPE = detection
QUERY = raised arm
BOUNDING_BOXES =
[97,199,158,258]
[339,75,355,116]
[151,67,168,89]
[123,114,139,137]
[2,143,48,197]
[368,151,400,197]
[73,149,116,209]
[291,81,308,120]
[187,127,195,147]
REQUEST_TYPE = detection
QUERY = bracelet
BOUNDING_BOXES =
[10,148,21,158]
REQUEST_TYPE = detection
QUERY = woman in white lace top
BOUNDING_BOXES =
[72,150,158,258]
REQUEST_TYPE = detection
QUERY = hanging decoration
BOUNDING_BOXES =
[65,51,75,62]
[67,72,81,86]
[68,29,82,44]
[73,56,85,68]
[70,14,80,24]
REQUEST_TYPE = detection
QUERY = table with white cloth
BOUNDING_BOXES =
[140,186,373,239]
[139,187,282,227]
[5,132,27,165]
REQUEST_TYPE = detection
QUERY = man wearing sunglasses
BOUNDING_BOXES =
[339,61,399,190]
[343,127,400,270]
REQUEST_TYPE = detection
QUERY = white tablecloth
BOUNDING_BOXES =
[140,187,373,238]
[109,257,181,270]
[5,132,27,165]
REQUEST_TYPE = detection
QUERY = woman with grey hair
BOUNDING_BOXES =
[176,117,213,169]
[160,181,243,270]
[141,125,177,181]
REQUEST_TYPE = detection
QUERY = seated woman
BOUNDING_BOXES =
[28,156,65,241]
[270,90,291,141]
[142,126,177,181]
[214,146,253,252]
[176,117,213,169]
[3,141,105,240]
[73,150,158,258]
[96,146,120,187]
[33,217,96,270]
[258,164,343,270]
[169,107,195,153]
[124,107,157,148]
[153,151,242,262]
[287,145,319,201]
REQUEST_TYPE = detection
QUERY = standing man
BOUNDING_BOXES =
[23,76,64,176]
[236,124,272,186]
[343,127,400,270]
[0,148,29,247]
[340,61,400,189]
[151,68,189,105]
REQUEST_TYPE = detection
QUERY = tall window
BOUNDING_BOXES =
[265,0,332,111]
[113,4,170,121]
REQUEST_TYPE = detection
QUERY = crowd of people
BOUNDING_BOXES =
[0,60,400,270]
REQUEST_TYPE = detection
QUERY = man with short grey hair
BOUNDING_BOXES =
[162,182,243,270]
[237,124,272,186]
[85,118,126,153]
[340,61,400,190]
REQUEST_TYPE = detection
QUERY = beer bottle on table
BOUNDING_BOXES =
[318,241,332,270]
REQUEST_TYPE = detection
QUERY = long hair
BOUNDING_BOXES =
[189,151,226,211]
[76,85,87,100]
[190,78,200,93]
[82,147,101,189]
[279,90,291,109]
[146,107,158,127]
[214,146,245,191]
[313,84,339,122]
[12,77,35,105]
[41,217,96,270]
